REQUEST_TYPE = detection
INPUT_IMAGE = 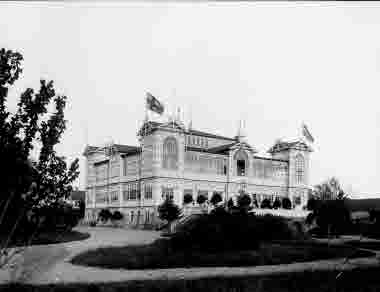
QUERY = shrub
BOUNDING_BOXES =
[183,194,193,205]
[260,198,272,209]
[111,211,124,221]
[89,221,97,227]
[196,194,207,205]
[98,209,112,223]
[282,197,292,209]
[307,198,321,211]
[227,197,235,210]
[236,193,252,213]
[210,192,223,206]
[158,198,181,223]
[273,198,282,209]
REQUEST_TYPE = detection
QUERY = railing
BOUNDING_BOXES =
[251,208,311,218]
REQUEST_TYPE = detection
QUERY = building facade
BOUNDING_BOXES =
[83,119,312,226]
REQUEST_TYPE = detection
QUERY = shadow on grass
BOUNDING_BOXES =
[345,240,380,251]
[2,230,91,248]
[71,238,374,270]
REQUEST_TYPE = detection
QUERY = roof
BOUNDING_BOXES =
[345,198,380,212]
[186,129,236,141]
[113,144,141,155]
[207,143,237,155]
[70,190,85,201]
[137,120,236,141]
[267,140,313,154]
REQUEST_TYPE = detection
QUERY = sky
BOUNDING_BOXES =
[1,2,380,198]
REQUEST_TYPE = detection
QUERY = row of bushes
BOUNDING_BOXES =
[183,192,294,210]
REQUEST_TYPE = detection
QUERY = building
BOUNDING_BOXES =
[83,117,312,227]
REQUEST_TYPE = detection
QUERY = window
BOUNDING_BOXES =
[234,150,248,176]
[197,137,200,145]
[130,211,134,223]
[110,159,120,178]
[110,191,119,203]
[123,157,127,176]
[162,137,178,169]
[295,154,305,183]
[144,184,153,199]
[162,187,174,200]
[95,162,108,182]
[95,192,108,204]
[123,183,139,201]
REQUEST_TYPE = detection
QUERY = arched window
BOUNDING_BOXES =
[234,150,248,176]
[295,154,305,183]
[163,137,178,169]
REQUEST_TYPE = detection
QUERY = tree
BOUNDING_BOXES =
[313,177,346,200]
[158,198,181,232]
[236,191,252,214]
[98,209,112,223]
[196,194,207,205]
[273,198,282,209]
[0,48,79,267]
[210,192,223,207]
[111,211,124,222]
[227,197,235,210]
[282,197,292,210]
[260,198,272,209]
[183,193,193,205]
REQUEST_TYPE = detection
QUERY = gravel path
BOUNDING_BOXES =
[1,228,380,285]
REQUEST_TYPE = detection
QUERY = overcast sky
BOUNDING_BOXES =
[1,2,380,198]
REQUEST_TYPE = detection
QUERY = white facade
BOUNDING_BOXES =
[83,119,312,227]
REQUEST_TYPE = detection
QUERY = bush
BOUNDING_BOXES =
[158,198,181,223]
[98,209,112,223]
[307,198,321,211]
[196,194,207,205]
[236,193,252,213]
[210,192,223,206]
[260,198,272,209]
[111,211,124,221]
[282,197,292,209]
[273,198,282,209]
[183,193,193,205]
[227,197,235,210]
[89,221,97,227]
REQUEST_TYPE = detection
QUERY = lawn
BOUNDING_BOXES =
[71,238,374,270]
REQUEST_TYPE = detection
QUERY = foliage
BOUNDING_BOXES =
[273,198,282,209]
[313,177,347,200]
[306,198,322,211]
[236,191,252,213]
[210,192,223,206]
[260,198,272,209]
[157,198,181,223]
[111,211,124,221]
[183,193,193,205]
[78,200,85,219]
[98,209,112,222]
[282,197,292,209]
[227,197,235,210]
[196,194,207,205]
[308,200,351,236]
[0,48,79,240]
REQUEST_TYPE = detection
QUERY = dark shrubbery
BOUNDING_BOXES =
[210,192,223,206]
[260,198,272,209]
[111,211,124,221]
[273,198,282,209]
[98,209,112,223]
[158,198,181,223]
[183,194,193,205]
[282,197,292,209]
[196,194,207,205]
[236,193,252,213]
[169,210,307,252]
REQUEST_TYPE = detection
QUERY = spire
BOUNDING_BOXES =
[235,119,246,142]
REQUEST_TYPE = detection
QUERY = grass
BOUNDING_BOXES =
[1,230,90,247]
[71,238,374,270]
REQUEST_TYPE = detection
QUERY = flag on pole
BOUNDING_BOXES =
[146,92,164,115]
[301,123,314,143]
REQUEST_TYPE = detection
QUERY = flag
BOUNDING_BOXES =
[146,92,164,115]
[302,123,314,143]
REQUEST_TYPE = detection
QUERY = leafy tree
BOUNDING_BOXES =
[260,198,272,209]
[306,197,322,211]
[98,209,112,222]
[0,48,79,252]
[158,198,181,224]
[282,197,292,210]
[313,177,346,200]
[236,191,252,213]
[111,211,124,221]
[210,192,223,206]
[196,194,207,205]
[183,193,193,205]
[273,198,282,209]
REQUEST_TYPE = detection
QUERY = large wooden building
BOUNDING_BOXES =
[83,117,312,226]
